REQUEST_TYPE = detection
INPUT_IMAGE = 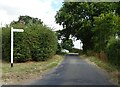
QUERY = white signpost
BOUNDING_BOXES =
[11,27,24,67]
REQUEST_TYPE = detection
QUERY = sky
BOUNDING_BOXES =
[0,0,82,49]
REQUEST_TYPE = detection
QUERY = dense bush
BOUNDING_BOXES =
[2,27,11,62]
[2,24,57,62]
[56,43,62,54]
[106,38,120,68]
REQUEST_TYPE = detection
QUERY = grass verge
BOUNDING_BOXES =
[80,55,120,86]
[2,55,63,85]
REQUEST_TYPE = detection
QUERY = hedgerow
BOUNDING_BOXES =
[106,38,120,68]
[2,23,57,62]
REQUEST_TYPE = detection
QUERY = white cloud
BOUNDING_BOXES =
[0,0,63,30]
[0,0,81,49]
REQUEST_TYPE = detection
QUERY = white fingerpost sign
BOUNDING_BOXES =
[11,27,24,67]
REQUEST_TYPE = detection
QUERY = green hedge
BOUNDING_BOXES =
[106,38,120,68]
[2,27,11,62]
[2,24,57,62]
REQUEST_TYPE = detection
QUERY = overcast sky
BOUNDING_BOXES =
[0,0,63,30]
[0,0,82,49]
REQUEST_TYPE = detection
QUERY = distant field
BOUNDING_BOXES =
[2,55,63,85]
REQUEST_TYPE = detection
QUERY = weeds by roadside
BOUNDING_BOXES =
[2,55,63,85]
[80,55,120,86]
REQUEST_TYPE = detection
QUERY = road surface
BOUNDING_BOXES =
[27,54,118,86]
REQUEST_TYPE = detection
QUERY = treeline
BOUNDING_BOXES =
[2,16,57,62]
[55,2,120,67]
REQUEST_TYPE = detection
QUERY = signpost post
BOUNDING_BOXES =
[11,27,24,67]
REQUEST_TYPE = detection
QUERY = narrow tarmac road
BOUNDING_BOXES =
[27,54,118,86]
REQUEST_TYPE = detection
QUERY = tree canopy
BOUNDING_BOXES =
[55,2,119,53]
[10,15,43,27]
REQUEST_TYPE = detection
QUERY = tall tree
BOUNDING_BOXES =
[55,2,117,53]
[93,13,120,52]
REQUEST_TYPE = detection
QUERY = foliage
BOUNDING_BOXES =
[106,38,120,68]
[93,13,119,52]
[55,2,116,53]
[115,1,120,16]
[61,38,74,52]
[56,43,62,54]
[2,27,11,61]
[55,2,120,68]
[10,15,43,26]
[2,16,57,62]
